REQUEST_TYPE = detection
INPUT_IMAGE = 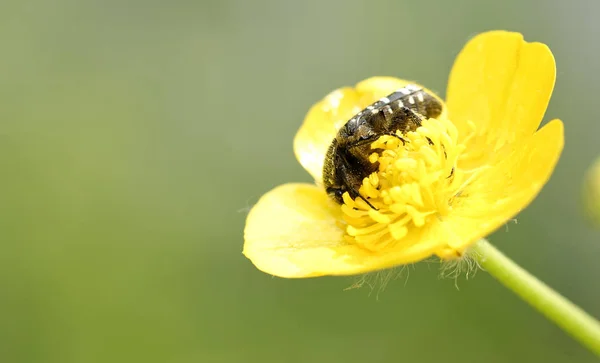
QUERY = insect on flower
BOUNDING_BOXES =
[243,31,564,278]
[323,85,444,207]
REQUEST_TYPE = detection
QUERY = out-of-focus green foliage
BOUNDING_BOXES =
[583,156,600,226]
[0,1,599,362]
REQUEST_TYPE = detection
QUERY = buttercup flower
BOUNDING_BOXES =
[243,31,564,278]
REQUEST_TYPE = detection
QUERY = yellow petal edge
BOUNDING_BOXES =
[243,183,443,278]
[434,119,564,255]
[446,30,556,157]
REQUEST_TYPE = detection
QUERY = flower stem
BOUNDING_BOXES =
[470,239,600,356]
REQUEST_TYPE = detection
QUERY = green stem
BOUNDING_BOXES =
[470,239,600,356]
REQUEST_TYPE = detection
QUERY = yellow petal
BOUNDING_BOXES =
[355,77,419,99]
[435,119,564,255]
[243,183,445,277]
[293,77,443,183]
[446,31,556,156]
[293,88,361,183]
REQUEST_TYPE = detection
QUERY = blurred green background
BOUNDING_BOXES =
[1,0,599,362]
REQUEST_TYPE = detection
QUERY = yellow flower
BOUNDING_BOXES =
[243,31,564,278]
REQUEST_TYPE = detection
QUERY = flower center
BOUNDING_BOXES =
[341,117,477,252]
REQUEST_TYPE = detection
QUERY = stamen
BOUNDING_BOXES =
[341,117,484,252]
